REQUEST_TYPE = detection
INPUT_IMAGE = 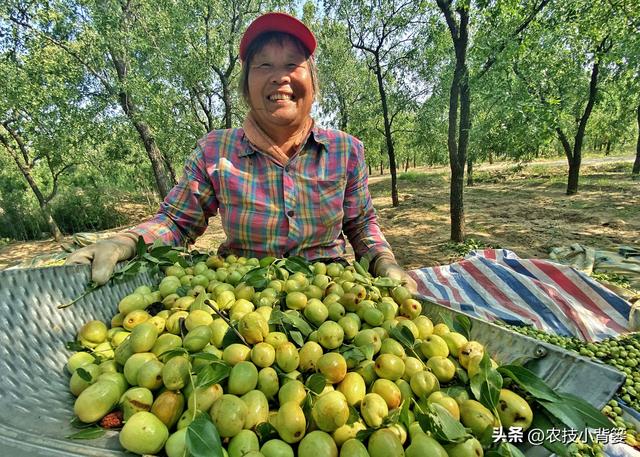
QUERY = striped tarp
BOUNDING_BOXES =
[409,249,631,342]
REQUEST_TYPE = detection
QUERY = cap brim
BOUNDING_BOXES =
[240,12,317,61]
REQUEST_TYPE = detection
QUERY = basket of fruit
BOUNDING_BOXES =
[0,248,634,456]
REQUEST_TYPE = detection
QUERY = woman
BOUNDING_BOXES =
[66,12,416,292]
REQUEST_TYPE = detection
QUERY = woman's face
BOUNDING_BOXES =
[247,38,314,137]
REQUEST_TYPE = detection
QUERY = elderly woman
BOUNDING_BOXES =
[67,12,416,292]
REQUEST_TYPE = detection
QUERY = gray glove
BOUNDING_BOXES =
[630,301,640,332]
[373,253,418,294]
[65,232,139,285]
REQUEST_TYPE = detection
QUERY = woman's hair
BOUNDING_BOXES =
[238,31,319,105]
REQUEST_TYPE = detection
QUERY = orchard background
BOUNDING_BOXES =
[0,0,638,269]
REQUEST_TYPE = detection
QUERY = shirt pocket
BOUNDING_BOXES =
[306,177,346,231]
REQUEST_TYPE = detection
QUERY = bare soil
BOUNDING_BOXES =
[1,155,637,270]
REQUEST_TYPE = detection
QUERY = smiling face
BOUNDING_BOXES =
[246,36,314,139]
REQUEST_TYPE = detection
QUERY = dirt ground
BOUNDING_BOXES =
[1,154,637,271]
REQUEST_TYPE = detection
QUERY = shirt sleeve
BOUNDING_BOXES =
[341,138,395,262]
[130,144,218,246]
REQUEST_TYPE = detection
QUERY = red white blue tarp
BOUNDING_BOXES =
[409,249,632,342]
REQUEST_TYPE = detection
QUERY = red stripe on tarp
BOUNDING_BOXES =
[408,271,429,297]
[517,262,592,340]
[459,260,545,329]
[531,260,627,334]
[431,266,466,304]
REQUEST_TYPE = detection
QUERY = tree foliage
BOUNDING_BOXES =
[0,0,638,241]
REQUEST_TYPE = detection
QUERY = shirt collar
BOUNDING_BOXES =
[240,125,330,157]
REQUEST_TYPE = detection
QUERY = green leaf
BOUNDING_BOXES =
[559,393,614,429]
[142,253,161,264]
[339,344,371,365]
[399,399,411,429]
[389,325,415,349]
[538,399,587,431]
[281,312,313,336]
[498,442,527,457]
[357,257,370,275]
[454,315,472,339]
[186,413,224,457]
[149,245,174,258]
[539,393,613,431]
[530,409,570,457]
[417,403,470,444]
[455,363,470,385]
[353,272,370,284]
[175,285,189,297]
[195,362,231,389]
[287,330,303,346]
[360,343,375,360]
[190,352,220,362]
[66,426,106,440]
[65,341,86,352]
[372,277,398,288]
[282,256,313,275]
[221,325,245,347]
[347,405,360,425]
[497,365,561,402]
[302,392,313,417]
[76,367,92,382]
[268,308,285,325]
[306,373,327,394]
[135,236,147,257]
[255,422,279,445]
[470,352,502,411]
[356,427,376,442]
[241,267,269,290]
[439,313,455,331]
[159,347,189,361]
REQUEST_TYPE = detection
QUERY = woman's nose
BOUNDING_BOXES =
[271,66,292,84]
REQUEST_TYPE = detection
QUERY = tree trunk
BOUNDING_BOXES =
[437,0,470,242]
[129,116,175,198]
[374,55,399,207]
[0,134,63,241]
[338,94,349,131]
[111,51,175,198]
[488,150,494,164]
[567,159,580,195]
[221,76,233,129]
[467,156,474,186]
[413,154,416,168]
[633,102,640,176]
[404,156,409,172]
[605,140,611,155]
[565,50,602,195]
[368,163,372,176]
[380,159,384,175]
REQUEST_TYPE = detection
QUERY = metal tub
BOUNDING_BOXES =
[0,266,625,456]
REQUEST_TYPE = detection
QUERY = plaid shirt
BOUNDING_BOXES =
[131,127,393,262]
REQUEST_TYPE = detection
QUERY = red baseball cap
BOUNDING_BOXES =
[239,12,317,61]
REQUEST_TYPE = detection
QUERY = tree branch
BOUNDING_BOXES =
[435,0,459,41]
[2,121,31,166]
[475,0,550,80]
[8,15,114,93]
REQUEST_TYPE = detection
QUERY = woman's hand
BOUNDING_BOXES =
[65,233,139,285]
[373,254,418,294]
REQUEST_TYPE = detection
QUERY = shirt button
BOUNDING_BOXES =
[287,210,295,217]
[284,165,290,173]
